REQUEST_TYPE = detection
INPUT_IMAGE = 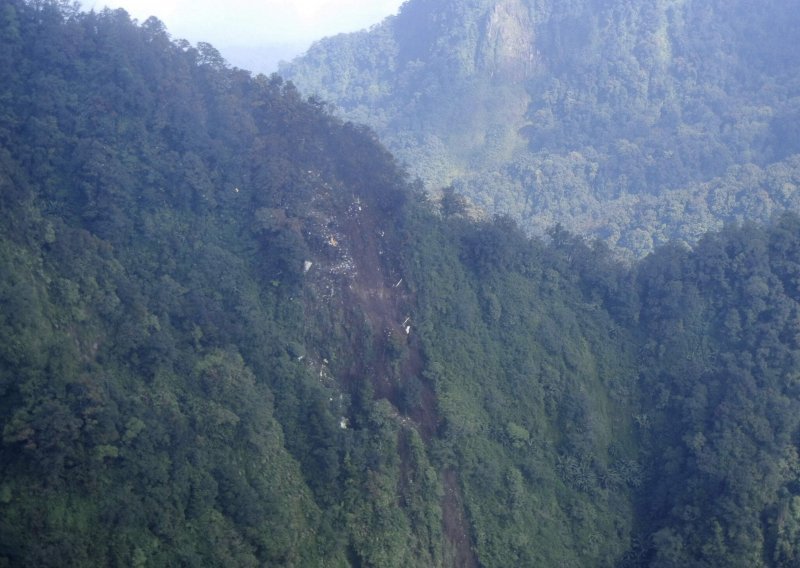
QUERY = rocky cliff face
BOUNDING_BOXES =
[480,0,537,81]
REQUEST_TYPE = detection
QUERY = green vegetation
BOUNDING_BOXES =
[2,1,800,566]
[283,0,800,259]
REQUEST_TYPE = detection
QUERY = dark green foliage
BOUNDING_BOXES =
[0,1,409,564]
[630,217,800,566]
[395,204,643,565]
[4,1,800,566]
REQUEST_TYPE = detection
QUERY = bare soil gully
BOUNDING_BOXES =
[303,181,476,566]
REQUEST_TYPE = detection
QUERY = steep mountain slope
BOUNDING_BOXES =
[0,2,635,564]
[3,1,800,566]
[283,0,800,258]
[628,217,800,566]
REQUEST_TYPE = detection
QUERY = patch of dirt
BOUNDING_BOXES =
[308,187,439,438]
[442,469,479,568]
[303,181,476,566]
[402,335,438,440]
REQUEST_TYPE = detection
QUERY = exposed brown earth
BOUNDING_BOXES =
[303,180,476,567]
[442,469,479,568]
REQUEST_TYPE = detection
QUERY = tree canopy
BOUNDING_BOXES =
[2,1,800,566]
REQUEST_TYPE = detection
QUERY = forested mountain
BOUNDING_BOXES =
[283,0,800,258]
[3,1,800,566]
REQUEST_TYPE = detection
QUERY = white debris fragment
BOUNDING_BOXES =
[405,325,411,335]
[339,417,349,429]
[394,278,403,288]
[303,260,313,273]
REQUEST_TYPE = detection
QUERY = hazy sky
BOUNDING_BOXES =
[80,0,405,73]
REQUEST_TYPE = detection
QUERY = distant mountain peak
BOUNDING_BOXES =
[284,0,800,259]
